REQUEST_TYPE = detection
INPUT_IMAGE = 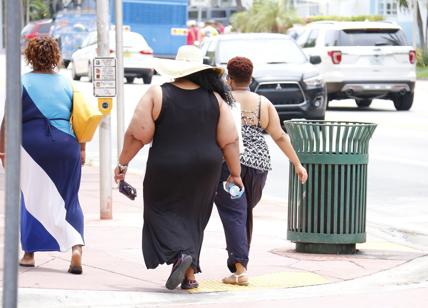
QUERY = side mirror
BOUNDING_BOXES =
[309,55,322,65]
[203,56,213,65]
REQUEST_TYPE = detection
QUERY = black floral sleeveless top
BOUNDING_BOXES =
[240,96,272,172]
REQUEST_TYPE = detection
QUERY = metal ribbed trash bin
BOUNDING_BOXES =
[283,120,377,254]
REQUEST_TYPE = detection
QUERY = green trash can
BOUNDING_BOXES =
[283,120,377,254]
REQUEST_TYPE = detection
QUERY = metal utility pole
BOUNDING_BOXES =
[412,0,418,49]
[2,0,22,306]
[0,0,3,49]
[97,0,113,219]
[115,0,125,158]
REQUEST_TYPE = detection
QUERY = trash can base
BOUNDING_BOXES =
[295,243,356,254]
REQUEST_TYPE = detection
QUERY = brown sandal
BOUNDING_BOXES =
[68,249,82,275]
[222,272,249,286]
[19,253,35,267]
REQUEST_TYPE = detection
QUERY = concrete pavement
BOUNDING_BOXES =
[1,166,427,307]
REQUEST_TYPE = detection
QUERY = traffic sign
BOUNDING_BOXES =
[93,57,117,97]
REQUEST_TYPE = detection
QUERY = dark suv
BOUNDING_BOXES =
[200,33,327,121]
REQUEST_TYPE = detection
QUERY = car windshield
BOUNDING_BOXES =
[38,23,52,34]
[338,29,408,46]
[218,38,307,65]
[21,23,35,36]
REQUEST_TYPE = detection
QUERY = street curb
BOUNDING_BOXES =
[12,255,428,307]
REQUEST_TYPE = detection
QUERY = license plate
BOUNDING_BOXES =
[370,55,384,65]
[124,51,132,58]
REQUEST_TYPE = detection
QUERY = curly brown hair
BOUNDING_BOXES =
[227,56,253,84]
[24,37,62,71]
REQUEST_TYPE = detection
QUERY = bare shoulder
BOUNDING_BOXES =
[259,95,276,128]
[259,94,273,106]
[258,95,275,115]
[146,84,162,98]
[140,85,162,105]
[213,92,227,109]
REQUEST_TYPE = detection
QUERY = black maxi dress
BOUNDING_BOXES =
[142,83,223,273]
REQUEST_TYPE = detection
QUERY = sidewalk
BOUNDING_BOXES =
[0,166,427,307]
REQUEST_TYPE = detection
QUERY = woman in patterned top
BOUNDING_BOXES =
[214,56,308,285]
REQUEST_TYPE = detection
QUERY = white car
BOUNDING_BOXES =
[297,21,416,110]
[71,30,154,84]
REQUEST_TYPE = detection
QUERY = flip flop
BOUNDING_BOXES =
[165,254,192,290]
[68,265,83,275]
[68,250,83,274]
[181,278,199,290]
[19,262,35,268]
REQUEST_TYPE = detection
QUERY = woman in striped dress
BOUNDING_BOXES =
[0,37,85,274]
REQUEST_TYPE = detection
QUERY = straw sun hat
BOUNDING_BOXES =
[153,45,224,79]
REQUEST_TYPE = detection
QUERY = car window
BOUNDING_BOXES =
[218,38,307,65]
[207,38,217,52]
[324,30,339,46]
[337,28,408,46]
[303,29,319,48]
[38,23,52,34]
[297,29,311,47]
[199,38,212,55]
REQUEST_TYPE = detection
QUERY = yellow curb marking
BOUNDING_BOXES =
[189,271,329,293]
[359,241,422,253]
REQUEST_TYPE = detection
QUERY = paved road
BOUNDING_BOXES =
[1,60,427,247]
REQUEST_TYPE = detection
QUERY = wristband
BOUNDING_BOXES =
[118,163,128,173]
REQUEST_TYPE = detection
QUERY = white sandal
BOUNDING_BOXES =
[222,272,249,286]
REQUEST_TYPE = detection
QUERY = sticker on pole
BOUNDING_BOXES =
[93,57,117,97]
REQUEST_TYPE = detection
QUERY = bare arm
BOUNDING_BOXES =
[215,94,243,187]
[80,142,86,165]
[264,99,308,184]
[114,85,160,182]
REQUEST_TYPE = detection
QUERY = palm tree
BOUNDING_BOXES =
[231,0,296,33]
[22,0,50,24]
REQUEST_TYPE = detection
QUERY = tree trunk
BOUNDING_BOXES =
[416,1,426,49]
[26,0,30,24]
[235,0,245,11]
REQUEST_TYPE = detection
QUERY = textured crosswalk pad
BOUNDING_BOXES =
[188,271,329,293]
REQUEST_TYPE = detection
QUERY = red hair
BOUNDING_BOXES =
[227,56,253,83]
[25,37,61,71]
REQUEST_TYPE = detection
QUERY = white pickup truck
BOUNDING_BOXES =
[297,21,416,110]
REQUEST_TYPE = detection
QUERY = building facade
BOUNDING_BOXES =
[284,0,424,46]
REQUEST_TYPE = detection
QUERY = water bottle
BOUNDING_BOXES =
[223,181,245,199]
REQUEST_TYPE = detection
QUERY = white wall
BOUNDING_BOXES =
[317,0,371,16]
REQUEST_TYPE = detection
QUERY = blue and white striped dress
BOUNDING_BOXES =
[20,72,84,252]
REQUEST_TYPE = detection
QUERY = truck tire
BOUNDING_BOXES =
[356,99,372,108]
[143,73,153,84]
[393,93,414,111]
[126,77,135,84]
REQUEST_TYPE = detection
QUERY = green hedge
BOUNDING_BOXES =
[416,48,428,67]
[229,0,385,33]
[416,66,428,79]
[303,15,384,23]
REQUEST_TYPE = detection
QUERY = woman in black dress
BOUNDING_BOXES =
[114,45,243,290]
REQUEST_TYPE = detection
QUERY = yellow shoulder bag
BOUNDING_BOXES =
[71,86,103,143]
